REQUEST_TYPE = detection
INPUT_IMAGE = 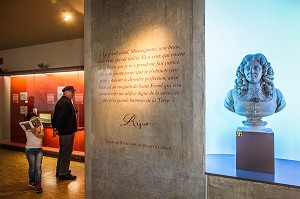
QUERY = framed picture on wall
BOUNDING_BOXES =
[12,94,19,103]
[20,92,28,101]
[57,86,64,101]
[20,106,28,114]
[47,93,55,104]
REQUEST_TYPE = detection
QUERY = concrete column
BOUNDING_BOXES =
[0,76,11,139]
[84,0,205,198]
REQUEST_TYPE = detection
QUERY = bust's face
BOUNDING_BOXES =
[244,60,262,84]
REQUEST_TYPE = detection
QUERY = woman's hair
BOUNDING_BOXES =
[234,53,275,97]
[25,112,37,121]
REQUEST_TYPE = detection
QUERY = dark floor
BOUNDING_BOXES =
[0,148,85,199]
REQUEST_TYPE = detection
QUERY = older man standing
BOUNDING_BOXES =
[52,86,77,180]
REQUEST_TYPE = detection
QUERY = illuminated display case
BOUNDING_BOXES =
[10,71,84,152]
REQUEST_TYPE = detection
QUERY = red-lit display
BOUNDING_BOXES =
[10,71,84,152]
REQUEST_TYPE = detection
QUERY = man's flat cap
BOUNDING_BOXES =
[62,86,76,92]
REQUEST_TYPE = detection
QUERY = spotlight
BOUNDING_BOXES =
[63,10,72,22]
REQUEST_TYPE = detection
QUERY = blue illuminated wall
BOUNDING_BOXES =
[206,0,300,160]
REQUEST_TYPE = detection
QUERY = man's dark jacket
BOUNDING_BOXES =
[52,95,77,135]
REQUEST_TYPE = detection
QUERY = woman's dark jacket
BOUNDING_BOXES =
[52,95,77,135]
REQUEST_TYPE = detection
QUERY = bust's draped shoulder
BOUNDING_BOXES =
[224,89,235,112]
[275,88,286,113]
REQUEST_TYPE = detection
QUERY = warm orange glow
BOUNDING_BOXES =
[63,10,72,22]
[10,71,84,152]
[64,13,72,22]
[43,128,84,151]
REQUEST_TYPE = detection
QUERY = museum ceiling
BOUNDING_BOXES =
[0,0,84,50]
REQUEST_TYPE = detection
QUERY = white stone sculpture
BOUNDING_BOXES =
[224,53,286,132]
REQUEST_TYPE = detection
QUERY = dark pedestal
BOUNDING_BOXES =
[236,129,274,174]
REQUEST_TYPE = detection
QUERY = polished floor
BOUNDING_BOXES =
[0,148,85,199]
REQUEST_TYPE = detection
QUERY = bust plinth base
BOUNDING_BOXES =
[236,128,274,174]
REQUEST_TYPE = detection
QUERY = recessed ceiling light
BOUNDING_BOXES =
[63,10,72,22]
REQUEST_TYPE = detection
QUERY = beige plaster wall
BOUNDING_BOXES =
[0,38,83,71]
[0,76,11,139]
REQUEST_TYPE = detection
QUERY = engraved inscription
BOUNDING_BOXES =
[97,44,186,104]
[105,139,171,150]
[120,113,154,129]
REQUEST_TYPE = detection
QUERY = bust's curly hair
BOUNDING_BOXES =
[234,53,274,97]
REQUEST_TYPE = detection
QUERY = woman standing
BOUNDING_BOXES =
[24,112,44,193]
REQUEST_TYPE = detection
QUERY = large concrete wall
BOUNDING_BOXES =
[84,0,205,198]
[207,175,300,199]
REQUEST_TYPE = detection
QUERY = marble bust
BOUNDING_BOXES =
[224,53,286,131]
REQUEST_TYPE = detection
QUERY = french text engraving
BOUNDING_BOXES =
[97,44,185,104]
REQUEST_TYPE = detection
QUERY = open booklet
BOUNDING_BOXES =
[19,117,42,132]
